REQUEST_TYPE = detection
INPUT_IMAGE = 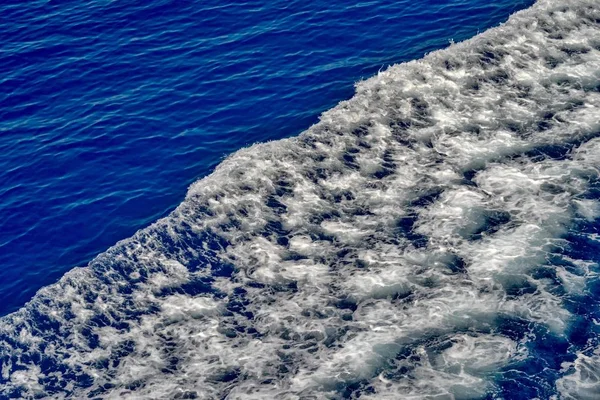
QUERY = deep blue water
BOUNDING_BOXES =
[0,0,534,316]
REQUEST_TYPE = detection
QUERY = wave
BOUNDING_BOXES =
[2,0,600,398]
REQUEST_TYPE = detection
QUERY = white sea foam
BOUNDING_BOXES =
[557,347,600,400]
[1,0,600,398]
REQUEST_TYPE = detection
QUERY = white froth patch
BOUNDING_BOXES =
[346,269,411,301]
[282,180,330,229]
[159,294,220,323]
[10,365,43,394]
[435,334,521,373]
[366,347,490,400]
[360,334,521,399]
[288,235,314,254]
[556,349,600,400]
[278,259,330,285]
[415,187,488,243]
[292,328,402,392]
[145,258,190,291]
[321,220,372,243]
[575,199,600,221]
[556,267,587,294]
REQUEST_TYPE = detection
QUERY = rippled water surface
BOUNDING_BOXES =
[3,0,600,399]
[0,0,532,316]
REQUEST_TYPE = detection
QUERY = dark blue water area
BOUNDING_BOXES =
[491,215,600,399]
[0,0,534,316]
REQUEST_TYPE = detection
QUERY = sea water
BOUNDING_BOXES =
[0,0,533,316]
[2,0,600,399]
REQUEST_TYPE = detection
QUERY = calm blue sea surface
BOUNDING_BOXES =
[0,0,533,315]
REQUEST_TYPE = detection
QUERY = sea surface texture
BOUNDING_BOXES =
[2,0,600,399]
[0,0,532,317]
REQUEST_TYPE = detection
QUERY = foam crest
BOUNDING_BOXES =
[1,0,600,398]
[557,348,600,400]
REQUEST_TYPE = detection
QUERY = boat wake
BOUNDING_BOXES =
[1,0,600,398]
